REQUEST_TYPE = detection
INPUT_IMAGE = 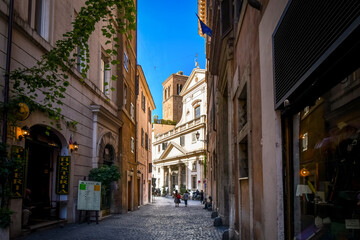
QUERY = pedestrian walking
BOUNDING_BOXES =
[183,191,189,207]
[174,190,181,207]
[200,190,204,203]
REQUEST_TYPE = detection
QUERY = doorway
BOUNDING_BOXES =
[128,177,132,211]
[137,178,141,206]
[24,125,62,226]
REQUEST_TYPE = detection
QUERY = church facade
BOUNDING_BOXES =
[152,68,207,195]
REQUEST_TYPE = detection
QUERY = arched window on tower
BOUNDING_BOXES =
[177,84,183,95]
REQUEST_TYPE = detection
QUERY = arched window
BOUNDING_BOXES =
[192,162,197,171]
[177,84,183,95]
[103,144,115,165]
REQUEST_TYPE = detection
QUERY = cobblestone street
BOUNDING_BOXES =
[18,197,225,240]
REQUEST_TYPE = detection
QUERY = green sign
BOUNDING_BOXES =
[79,183,86,190]
[11,146,27,198]
[56,156,71,195]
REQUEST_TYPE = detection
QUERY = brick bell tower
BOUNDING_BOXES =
[162,71,188,123]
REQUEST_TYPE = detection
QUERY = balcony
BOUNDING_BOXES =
[154,115,206,143]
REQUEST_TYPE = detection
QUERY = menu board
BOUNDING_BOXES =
[77,180,101,211]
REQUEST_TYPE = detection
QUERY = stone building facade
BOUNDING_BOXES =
[0,0,137,238]
[152,68,207,195]
[203,0,360,239]
[202,1,265,239]
[162,71,188,123]
[135,65,155,206]
[118,4,137,213]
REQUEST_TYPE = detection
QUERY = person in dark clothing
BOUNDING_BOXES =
[204,196,212,210]
[200,190,204,203]
[183,191,189,207]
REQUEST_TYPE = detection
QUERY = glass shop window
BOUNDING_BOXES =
[291,68,360,239]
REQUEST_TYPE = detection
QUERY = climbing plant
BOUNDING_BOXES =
[6,0,136,127]
[0,0,136,228]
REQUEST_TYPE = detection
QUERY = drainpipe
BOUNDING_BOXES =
[135,67,138,161]
[133,1,139,208]
[2,0,14,145]
[134,0,138,178]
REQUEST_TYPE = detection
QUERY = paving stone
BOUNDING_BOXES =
[18,197,225,240]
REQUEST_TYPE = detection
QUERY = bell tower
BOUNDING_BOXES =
[162,71,188,123]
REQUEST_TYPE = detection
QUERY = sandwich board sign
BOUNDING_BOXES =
[77,180,101,211]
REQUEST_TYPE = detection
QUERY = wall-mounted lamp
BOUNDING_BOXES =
[73,142,79,152]
[195,131,207,143]
[17,125,30,141]
[300,167,310,177]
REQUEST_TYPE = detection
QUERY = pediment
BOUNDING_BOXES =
[159,142,187,160]
[180,68,205,96]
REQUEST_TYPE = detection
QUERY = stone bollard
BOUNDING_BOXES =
[211,211,218,218]
[213,216,222,227]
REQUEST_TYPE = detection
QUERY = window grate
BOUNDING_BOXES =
[273,0,360,108]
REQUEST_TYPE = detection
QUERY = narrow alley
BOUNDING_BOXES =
[18,197,225,240]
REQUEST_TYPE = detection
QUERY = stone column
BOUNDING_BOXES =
[168,167,172,194]
[185,162,188,190]
[160,166,164,188]
[178,164,181,191]
[90,105,100,168]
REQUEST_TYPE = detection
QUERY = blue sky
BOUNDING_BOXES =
[137,0,206,119]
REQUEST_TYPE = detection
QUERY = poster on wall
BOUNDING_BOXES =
[77,180,101,211]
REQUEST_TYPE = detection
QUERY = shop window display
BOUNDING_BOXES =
[292,68,360,239]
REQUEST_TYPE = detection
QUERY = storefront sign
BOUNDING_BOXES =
[17,102,30,120]
[11,146,26,198]
[77,180,101,211]
[56,156,71,195]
